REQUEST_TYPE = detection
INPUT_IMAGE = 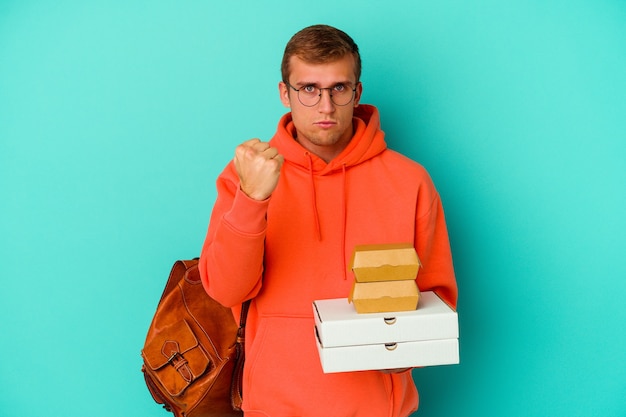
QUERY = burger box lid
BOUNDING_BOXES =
[350,243,421,283]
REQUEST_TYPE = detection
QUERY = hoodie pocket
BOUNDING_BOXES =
[245,316,394,416]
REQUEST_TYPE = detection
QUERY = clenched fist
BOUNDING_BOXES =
[234,138,284,201]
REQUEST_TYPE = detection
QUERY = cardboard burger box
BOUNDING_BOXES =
[349,243,422,313]
[313,291,459,373]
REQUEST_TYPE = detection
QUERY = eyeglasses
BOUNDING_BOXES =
[285,82,358,107]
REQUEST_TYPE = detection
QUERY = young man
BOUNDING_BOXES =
[199,25,457,417]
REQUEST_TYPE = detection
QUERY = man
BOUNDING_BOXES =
[199,24,457,417]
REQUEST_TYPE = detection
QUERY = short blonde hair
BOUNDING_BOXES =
[281,25,361,83]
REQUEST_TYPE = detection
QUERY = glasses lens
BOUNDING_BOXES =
[331,86,355,106]
[298,87,320,106]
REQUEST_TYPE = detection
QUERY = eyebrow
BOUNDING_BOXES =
[294,80,356,88]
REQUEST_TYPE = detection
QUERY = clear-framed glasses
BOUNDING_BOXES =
[285,82,358,107]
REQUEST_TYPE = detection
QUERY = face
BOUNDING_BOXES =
[279,54,362,162]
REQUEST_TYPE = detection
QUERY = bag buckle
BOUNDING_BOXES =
[162,341,193,382]
[167,351,184,364]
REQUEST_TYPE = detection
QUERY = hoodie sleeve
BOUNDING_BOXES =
[199,162,267,307]
[415,189,458,309]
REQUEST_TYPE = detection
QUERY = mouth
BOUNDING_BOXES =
[315,120,337,129]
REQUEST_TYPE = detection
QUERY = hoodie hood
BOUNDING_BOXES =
[270,104,387,174]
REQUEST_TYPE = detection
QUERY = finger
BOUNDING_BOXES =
[234,139,264,160]
[261,146,279,159]
[251,140,271,152]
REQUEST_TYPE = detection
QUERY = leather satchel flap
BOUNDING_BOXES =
[142,320,211,397]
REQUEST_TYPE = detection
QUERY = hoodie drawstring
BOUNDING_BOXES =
[341,163,348,280]
[305,153,349,280]
[305,152,322,241]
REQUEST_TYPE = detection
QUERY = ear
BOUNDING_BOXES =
[278,82,291,108]
[353,82,363,107]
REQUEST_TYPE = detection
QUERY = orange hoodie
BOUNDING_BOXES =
[200,104,457,417]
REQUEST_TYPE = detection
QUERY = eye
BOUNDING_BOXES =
[302,85,317,94]
[333,84,347,92]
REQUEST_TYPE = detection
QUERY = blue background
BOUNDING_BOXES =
[1,1,624,416]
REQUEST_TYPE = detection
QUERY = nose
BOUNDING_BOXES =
[317,88,335,113]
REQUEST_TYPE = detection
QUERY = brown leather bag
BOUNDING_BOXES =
[141,259,250,417]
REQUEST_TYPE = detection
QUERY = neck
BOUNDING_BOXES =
[294,135,352,163]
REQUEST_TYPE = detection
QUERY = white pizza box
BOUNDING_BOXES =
[313,291,458,348]
[315,333,459,373]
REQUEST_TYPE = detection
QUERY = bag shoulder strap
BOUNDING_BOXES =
[231,299,251,410]
[238,299,251,329]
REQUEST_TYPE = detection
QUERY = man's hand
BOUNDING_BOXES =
[234,139,284,201]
